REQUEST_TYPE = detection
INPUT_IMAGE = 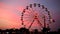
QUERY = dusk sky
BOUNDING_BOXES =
[0,0,60,31]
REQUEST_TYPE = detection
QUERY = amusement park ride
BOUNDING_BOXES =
[21,3,55,32]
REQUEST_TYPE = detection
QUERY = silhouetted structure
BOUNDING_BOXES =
[0,29,3,34]
[19,27,30,34]
[58,29,60,32]
[15,29,20,34]
[34,29,39,34]
[0,28,60,34]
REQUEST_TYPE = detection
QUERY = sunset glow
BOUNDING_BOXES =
[0,0,60,31]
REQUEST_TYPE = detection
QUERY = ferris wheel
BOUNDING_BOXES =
[21,3,55,30]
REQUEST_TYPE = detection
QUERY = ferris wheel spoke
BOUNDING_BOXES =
[23,18,33,21]
[23,17,32,18]
[23,14,32,16]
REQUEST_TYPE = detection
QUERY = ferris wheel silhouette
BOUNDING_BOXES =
[21,3,55,30]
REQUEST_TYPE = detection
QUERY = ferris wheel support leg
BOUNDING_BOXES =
[29,20,35,29]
